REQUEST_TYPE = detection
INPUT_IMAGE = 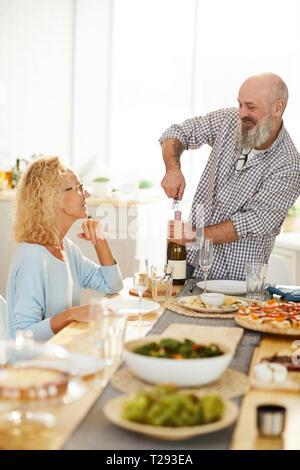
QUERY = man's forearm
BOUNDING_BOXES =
[204,220,238,245]
[161,138,185,170]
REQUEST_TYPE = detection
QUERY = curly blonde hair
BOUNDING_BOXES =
[13,156,69,245]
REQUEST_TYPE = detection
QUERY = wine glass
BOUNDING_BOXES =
[199,238,213,293]
[132,258,151,329]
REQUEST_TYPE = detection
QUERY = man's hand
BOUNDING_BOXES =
[161,138,185,199]
[161,168,186,200]
[167,220,196,246]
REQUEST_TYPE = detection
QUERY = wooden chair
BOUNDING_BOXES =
[0,295,7,340]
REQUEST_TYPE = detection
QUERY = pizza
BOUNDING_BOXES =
[237,298,300,329]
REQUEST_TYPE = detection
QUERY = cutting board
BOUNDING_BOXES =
[129,284,182,298]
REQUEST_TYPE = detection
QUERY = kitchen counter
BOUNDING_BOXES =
[275,232,300,251]
[0,189,160,207]
[0,191,168,298]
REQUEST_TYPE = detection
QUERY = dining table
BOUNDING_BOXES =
[3,278,300,451]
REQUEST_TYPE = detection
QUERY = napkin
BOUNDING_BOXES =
[266,285,300,302]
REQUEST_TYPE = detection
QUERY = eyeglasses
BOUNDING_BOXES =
[64,182,85,194]
[235,148,252,172]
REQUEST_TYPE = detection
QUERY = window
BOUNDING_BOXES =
[0,0,74,167]
[73,0,300,206]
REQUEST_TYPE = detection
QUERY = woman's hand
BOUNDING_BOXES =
[68,305,91,323]
[77,219,106,245]
[50,304,92,334]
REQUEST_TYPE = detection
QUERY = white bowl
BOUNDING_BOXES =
[200,293,226,307]
[123,335,233,387]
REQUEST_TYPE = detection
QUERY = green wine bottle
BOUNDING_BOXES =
[167,209,186,285]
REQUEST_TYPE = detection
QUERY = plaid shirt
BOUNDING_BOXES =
[159,108,300,280]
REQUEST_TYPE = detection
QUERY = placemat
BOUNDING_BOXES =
[166,298,237,319]
[110,367,250,399]
[161,322,244,348]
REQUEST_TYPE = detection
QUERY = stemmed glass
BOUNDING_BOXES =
[199,238,213,293]
[132,258,151,330]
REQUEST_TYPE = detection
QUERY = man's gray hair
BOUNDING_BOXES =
[269,75,289,109]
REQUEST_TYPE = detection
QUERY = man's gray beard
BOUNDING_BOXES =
[235,114,275,148]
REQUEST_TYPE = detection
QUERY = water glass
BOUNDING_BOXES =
[245,263,268,301]
[151,264,174,304]
[100,311,127,365]
[89,298,127,366]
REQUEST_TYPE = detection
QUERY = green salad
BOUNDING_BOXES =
[133,338,224,359]
[122,384,224,427]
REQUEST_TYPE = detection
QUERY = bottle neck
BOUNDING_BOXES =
[174,210,181,221]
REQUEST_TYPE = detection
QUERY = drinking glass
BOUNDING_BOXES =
[245,263,268,301]
[132,258,151,328]
[89,297,108,384]
[199,238,214,293]
[89,297,127,384]
[151,264,174,305]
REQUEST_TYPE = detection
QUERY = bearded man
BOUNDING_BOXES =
[159,73,300,280]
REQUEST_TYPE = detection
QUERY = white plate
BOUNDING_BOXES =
[196,280,246,295]
[177,296,242,313]
[16,353,105,377]
[107,298,160,315]
[104,394,239,440]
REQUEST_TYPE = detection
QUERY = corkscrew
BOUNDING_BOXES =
[172,194,179,210]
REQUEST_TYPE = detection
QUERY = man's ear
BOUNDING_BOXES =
[273,98,285,116]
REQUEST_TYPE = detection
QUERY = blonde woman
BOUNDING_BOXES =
[6,156,123,341]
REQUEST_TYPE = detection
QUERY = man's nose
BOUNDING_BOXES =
[239,106,248,120]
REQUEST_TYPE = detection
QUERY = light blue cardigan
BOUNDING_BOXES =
[6,237,123,341]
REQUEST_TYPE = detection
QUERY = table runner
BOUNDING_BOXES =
[63,279,262,450]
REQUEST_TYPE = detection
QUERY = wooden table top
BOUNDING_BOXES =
[2,279,300,450]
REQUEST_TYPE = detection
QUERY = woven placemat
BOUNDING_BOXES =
[111,368,250,399]
[166,299,237,319]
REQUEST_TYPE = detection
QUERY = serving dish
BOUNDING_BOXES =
[235,300,300,336]
[103,393,238,440]
[177,295,245,314]
[123,335,234,387]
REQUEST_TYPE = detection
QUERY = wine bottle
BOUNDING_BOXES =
[167,209,187,285]
[11,158,20,189]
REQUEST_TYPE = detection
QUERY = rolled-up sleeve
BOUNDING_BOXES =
[79,259,124,294]
[159,108,231,150]
[69,241,123,294]
[231,165,300,239]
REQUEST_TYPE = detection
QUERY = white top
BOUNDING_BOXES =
[235,147,264,173]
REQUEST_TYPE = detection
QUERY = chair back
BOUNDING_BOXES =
[0,295,7,340]
[267,254,293,286]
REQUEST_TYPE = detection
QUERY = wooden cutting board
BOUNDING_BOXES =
[129,284,182,298]
[161,323,244,351]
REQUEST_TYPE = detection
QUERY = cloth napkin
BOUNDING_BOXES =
[266,285,300,302]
